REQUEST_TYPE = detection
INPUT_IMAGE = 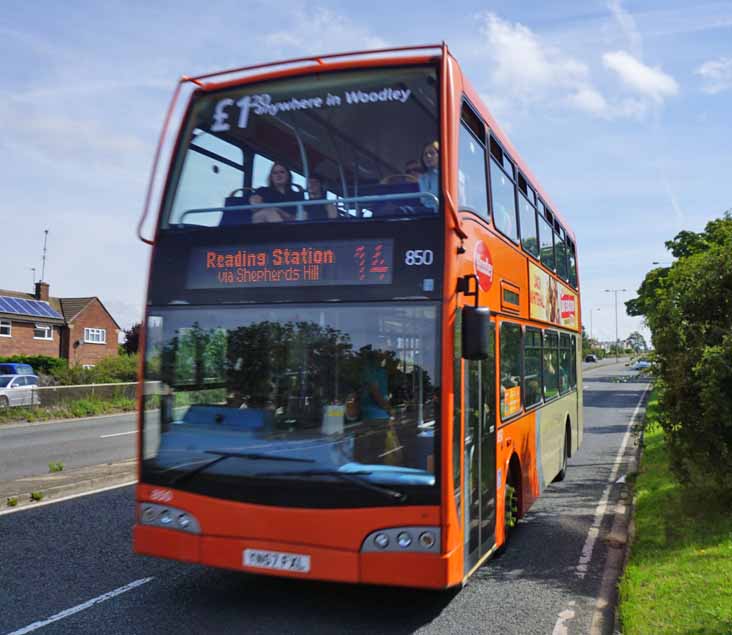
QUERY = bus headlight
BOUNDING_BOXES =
[419,531,436,549]
[361,527,440,553]
[138,503,201,534]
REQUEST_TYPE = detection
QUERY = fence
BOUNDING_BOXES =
[5,382,145,409]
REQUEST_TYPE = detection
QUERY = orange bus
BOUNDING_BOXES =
[133,43,582,589]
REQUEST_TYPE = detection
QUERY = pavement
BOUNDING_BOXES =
[0,360,650,635]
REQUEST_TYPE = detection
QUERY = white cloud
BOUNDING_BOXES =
[607,0,643,57]
[262,8,387,55]
[567,86,610,116]
[696,57,732,94]
[478,12,610,118]
[603,51,679,103]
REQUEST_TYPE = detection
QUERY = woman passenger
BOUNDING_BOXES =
[306,176,338,220]
[250,163,305,223]
[418,141,439,210]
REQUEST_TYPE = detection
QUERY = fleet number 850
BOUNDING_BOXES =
[404,250,434,265]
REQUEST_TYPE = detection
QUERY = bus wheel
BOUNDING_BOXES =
[504,479,518,537]
[0,396,8,408]
[555,429,570,482]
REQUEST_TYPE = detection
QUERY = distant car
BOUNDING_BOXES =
[0,374,40,407]
[630,359,651,370]
[0,363,35,375]
[584,354,598,363]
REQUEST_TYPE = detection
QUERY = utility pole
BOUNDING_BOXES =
[604,289,627,362]
[41,229,49,282]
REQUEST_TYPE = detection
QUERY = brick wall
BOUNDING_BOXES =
[0,320,61,358]
[67,301,119,366]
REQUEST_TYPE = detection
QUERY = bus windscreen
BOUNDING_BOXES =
[162,66,440,229]
[142,303,439,508]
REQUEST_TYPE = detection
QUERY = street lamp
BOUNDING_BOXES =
[604,289,627,362]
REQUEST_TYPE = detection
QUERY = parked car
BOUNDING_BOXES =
[630,359,651,370]
[0,363,35,375]
[0,374,40,407]
[584,354,598,363]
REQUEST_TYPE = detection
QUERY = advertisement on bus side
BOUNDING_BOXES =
[528,262,577,329]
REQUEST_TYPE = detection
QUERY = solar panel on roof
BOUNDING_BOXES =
[0,295,63,319]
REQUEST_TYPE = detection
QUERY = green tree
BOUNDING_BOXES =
[627,212,732,494]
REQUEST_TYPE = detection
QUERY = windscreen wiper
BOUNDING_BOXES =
[257,469,406,502]
[168,450,315,487]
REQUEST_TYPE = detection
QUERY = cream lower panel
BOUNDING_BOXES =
[536,391,579,490]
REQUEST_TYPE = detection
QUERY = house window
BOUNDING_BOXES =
[0,319,10,337]
[34,324,53,340]
[84,328,107,344]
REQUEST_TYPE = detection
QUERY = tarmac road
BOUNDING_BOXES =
[0,361,649,635]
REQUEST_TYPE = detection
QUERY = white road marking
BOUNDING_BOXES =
[100,430,136,438]
[6,577,153,635]
[552,381,651,634]
[0,481,136,516]
[574,383,650,579]
[552,601,576,635]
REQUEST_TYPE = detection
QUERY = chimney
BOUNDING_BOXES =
[35,281,50,302]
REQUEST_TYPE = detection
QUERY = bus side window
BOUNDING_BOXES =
[457,116,489,220]
[489,145,518,243]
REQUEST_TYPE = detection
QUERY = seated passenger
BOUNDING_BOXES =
[305,176,338,220]
[404,159,422,182]
[418,141,439,210]
[251,163,304,223]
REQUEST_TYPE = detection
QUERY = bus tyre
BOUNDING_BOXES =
[504,480,518,537]
[555,432,569,482]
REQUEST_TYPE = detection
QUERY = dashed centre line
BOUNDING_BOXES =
[5,577,154,635]
[100,430,136,438]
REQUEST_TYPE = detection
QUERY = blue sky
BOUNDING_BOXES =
[2,0,731,342]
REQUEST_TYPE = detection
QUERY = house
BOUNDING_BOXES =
[0,281,121,367]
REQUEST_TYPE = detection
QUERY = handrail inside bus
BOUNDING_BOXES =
[177,192,440,225]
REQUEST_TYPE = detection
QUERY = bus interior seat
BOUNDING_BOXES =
[219,188,254,226]
[354,181,426,216]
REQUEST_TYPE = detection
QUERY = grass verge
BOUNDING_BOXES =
[0,396,136,424]
[618,388,732,634]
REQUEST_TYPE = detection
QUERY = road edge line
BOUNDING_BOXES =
[0,480,136,516]
[589,381,651,635]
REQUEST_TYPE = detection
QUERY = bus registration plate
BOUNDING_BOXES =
[243,548,311,573]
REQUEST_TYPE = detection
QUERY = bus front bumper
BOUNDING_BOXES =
[133,524,452,589]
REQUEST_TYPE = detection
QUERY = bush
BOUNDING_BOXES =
[50,354,139,385]
[627,213,732,495]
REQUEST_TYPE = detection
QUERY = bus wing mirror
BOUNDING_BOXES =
[462,306,491,360]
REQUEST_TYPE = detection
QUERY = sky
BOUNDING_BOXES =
[2,0,731,343]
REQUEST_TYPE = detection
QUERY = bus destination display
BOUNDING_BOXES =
[187,239,393,289]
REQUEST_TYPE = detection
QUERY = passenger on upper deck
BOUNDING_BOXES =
[404,160,422,181]
[418,141,439,210]
[305,176,338,220]
[250,163,305,223]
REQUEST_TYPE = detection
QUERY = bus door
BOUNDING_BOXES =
[464,322,497,573]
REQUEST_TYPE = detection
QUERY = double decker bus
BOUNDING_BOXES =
[134,43,582,589]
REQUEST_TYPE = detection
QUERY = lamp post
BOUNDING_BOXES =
[604,289,627,362]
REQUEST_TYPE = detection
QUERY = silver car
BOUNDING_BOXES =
[0,374,39,407]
